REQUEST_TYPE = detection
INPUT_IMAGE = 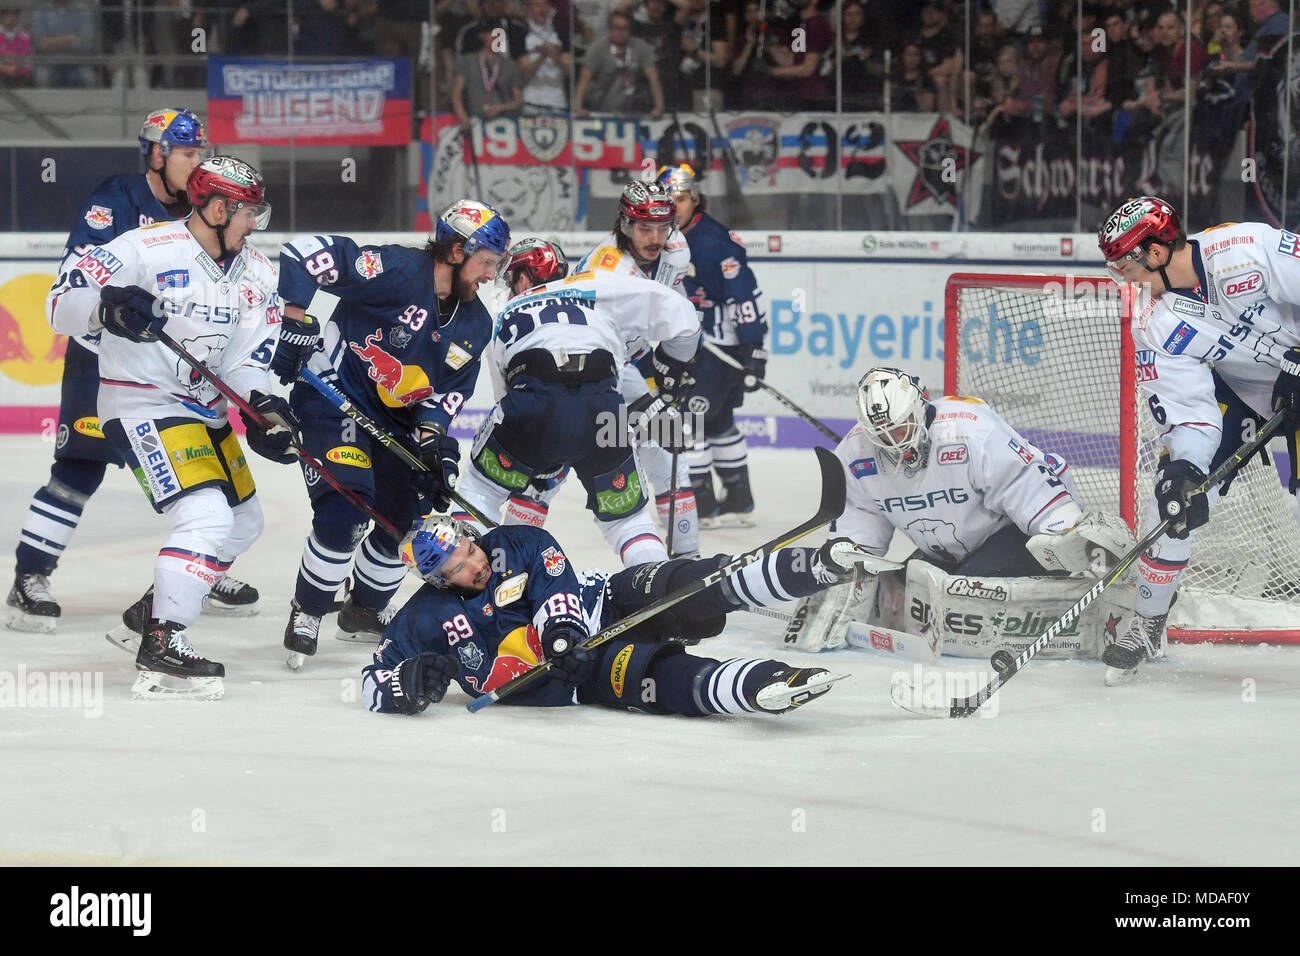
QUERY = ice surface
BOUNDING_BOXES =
[1,437,1296,866]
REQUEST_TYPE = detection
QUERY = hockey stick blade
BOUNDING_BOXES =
[699,341,843,443]
[467,446,847,712]
[891,407,1289,719]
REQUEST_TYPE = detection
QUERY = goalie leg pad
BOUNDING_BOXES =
[781,569,882,651]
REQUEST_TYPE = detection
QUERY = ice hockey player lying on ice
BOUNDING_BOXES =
[360,515,882,718]
[785,367,1136,663]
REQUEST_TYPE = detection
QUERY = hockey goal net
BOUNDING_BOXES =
[945,272,1300,644]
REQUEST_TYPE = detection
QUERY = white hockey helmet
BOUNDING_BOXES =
[856,367,932,466]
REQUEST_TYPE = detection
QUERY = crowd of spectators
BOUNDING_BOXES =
[0,0,1294,165]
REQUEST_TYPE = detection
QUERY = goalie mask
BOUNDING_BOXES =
[401,514,482,589]
[856,367,932,468]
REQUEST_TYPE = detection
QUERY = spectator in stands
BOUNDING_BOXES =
[890,40,937,113]
[1210,0,1291,100]
[838,0,886,111]
[519,0,572,114]
[1152,9,1207,109]
[994,0,1041,36]
[959,7,1004,123]
[0,8,32,88]
[676,0,729,110]
[224,2,292,56]
[917,0,963,115]
[623,0,681,110]
[295,0,373,57]
[760,0,834,111]
[452,19,525,128]
[575,10,664,117]
[455,0,528,58]
[985,43,1030,138]
[1101,10,1139,119]
[729,0,766,108]
[31,0,96,87]
[373,0,426,63]
[1195,9,1252,152]
[1058,21,1114,137]
[1018,25,1060,122]
[1193,0,1226,53]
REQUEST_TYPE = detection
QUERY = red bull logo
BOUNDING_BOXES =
[349,330,404,392]
[355,251,384,279]
[84,205,113,229]
[452,203,486,225]
[477,624,545,695]
[541,546,566,577]
[0,272,65,386]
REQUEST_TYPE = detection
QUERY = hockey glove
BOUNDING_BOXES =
[98,285,166,343]
[1154,458,1210,539]
[542,621,596,687]
[240,390,301,464]
[390,652,458,714]
[270,312,320,385]
[1271,348,1300,429]
[416,424,461,511]
[811,537,873,586]
[738,344,768,393]
[651,344,696,407]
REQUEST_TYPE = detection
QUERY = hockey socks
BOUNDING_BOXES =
[347,531,406,611]
[648,655,837,717]
[14,459,107,576]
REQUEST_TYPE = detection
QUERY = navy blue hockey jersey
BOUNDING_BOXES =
[279,235,492,434]
[56,173,190,351]
[680,213,766,347]
[362,526,599,711]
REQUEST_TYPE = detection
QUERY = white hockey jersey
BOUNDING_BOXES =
[1134,221,1300,470]
[578,230,694,363]
[47,220,281,424]
[830,397,1080,564]
[493,268,699,374]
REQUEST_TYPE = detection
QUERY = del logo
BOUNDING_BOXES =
[73,246,124,286]
[610,643,635,698]
[869,630,894,652]
[611,472,627,490]
[240,283,265,307]
[326,445,371,467]
[73,416,104,438]
[1278,231,1300,259]
[1008,438,1034,464]
[83,205,113,229]
[493,573,528,607]
[156,269,189,290]
[1224,271,1263,298]
[355,250,384,279]
[1135,349,1158,383]
[849,457,877,478]
[937,443,967,465]
[541,546,566,577]
[1163,320,1198,355]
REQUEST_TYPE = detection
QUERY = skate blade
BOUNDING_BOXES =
[755,672,850,712]
[5,608,58,633]
[1104,664,1139,686]
[106,624,141,654]
[699,513,756,530]
[286,652,306,671]
[131,670,225,701]
[203,601,260,618]
[334,629,382,645]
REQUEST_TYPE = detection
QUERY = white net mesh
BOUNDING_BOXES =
[947,273,1300,635]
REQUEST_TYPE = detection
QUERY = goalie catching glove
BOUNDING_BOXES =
[1026,511,1135,576]
[1154,458,1209,539]
[240,390,301,464]
[390,652,458,714]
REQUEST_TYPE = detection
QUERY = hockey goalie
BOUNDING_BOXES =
[785,367,1137,662]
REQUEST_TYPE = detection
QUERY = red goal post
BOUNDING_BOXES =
[944,272,1300,645]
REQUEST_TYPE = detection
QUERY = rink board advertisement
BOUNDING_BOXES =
[0,230,1100,443]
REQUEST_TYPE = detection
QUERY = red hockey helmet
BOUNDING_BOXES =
[619,180,676,232]
[1098,196,1180,264]
[187,156,270,229]
[498,237,569,289]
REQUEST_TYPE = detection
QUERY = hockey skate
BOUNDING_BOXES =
[205,574,260,616]
[1103,611,1168,685]
[105,586,153,654]
[701,476,755,529]
[284,601,322,671]
[335,594,396,644]
[132,620,225,701]
[5,573,61,633]
[748,666,848,714]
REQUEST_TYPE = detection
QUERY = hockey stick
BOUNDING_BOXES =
[666,443,679,555]
[297,366,497,528]
[156,331,403,539]
[700,340,843,443]
[892,407,1290,719]
[467,444,847,712]
[706,106,749,227]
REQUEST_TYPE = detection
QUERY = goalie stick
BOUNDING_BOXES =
[156,331,403,539]
[699,340,843,443]
[297,366,497,528]
[467,445,847,712]
[892,407,1289,718]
